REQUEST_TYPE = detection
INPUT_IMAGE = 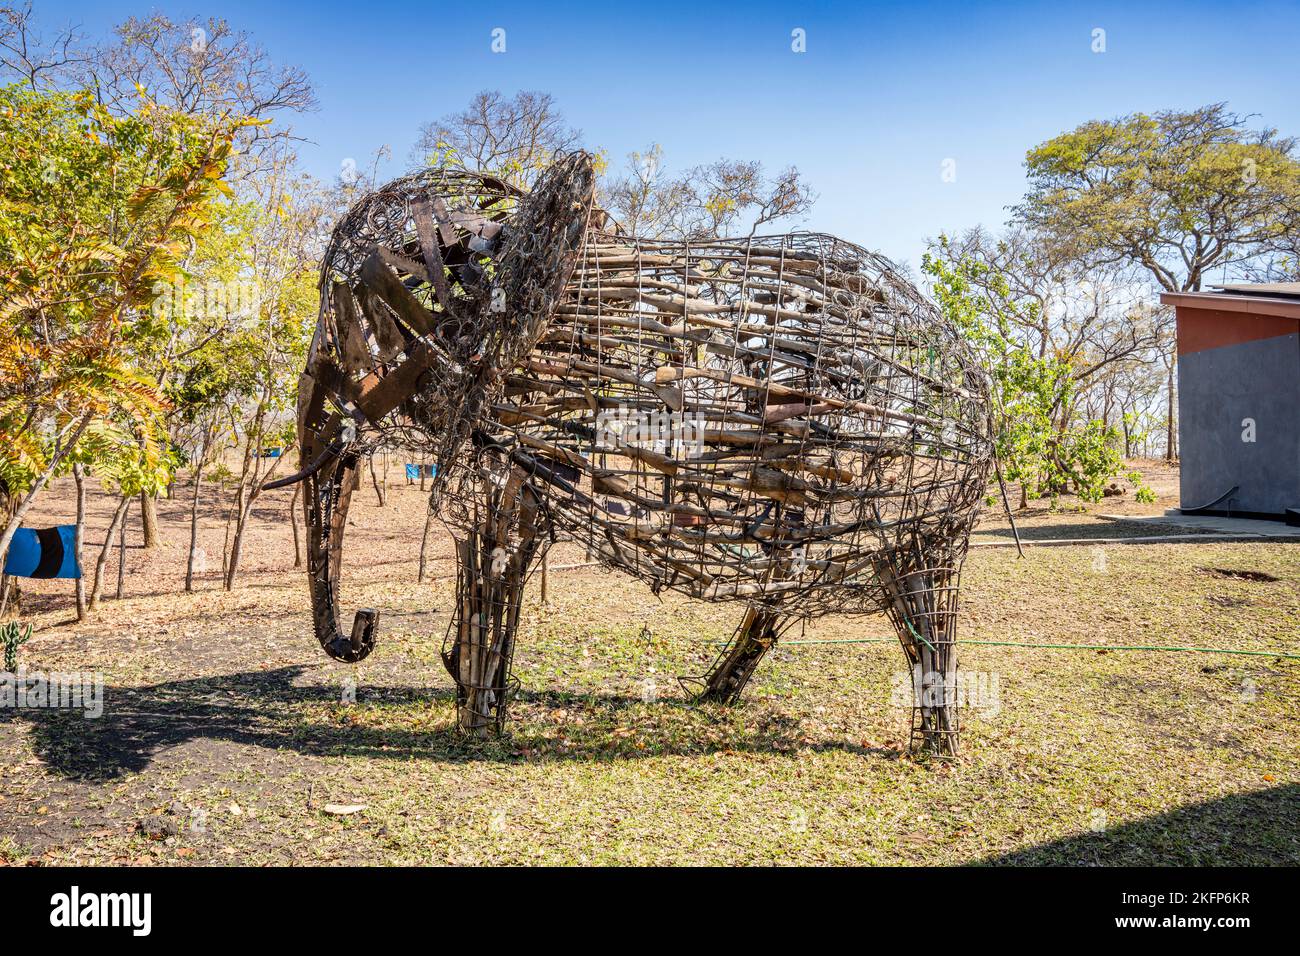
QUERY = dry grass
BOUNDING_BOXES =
[0,459,1296,866]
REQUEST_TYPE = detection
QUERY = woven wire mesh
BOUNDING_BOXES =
[486,232,996,620]
[298,152,995,750]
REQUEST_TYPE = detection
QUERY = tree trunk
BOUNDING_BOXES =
[223,445,289,590]
[139,492,160,549]
[224,491,248,592]
[116,500,128,599]
[290,483,302,569]
[369,455,386,506]
[186,454,205,593]
[0,410,93,573]
[0,481,18,620]
[221,479,239,581]
[73,464,87,620]
[0,574,13,621]
[417,508,435,583]
[88,495,131,612]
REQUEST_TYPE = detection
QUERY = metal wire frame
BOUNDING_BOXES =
[479,231,995,751]
[488,232,995,621]
[292,154,598,701]
[293,152,995,752]
[438,443,553,735]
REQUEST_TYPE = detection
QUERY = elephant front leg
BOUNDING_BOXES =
[443,464,547,735]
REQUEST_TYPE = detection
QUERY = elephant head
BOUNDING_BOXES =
[283,153,598,662]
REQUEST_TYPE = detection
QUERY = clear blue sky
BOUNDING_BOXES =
[41,0,1300,270]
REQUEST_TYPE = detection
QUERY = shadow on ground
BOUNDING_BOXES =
[977,784,1299,866]
[973,520,1206,541]
[2,665,894,780]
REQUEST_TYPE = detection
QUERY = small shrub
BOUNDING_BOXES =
[1,621,33,671]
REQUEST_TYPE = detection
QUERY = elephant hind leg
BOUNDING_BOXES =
[691,608,784,704]
[876,556,962,756]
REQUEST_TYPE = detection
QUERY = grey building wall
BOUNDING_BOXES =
[1179,332,1300,515]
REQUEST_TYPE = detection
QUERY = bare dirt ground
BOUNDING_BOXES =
[1,457,1296,865]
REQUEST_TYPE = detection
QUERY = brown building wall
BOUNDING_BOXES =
[1176,306,1300,356]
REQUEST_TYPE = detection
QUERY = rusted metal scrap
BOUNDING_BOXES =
[287,151,995,754]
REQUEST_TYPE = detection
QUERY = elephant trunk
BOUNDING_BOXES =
[301,421,377,664]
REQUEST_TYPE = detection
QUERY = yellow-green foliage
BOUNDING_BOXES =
[1017,105,1300,290]
[0,82,245,493]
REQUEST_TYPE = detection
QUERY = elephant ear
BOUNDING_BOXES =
[479,151,598,380]
[421,152,598,507]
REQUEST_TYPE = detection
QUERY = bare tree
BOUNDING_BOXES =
[938,227,1164,376]
[605,145,816,240]
[221,143,331,590]
[678,159,816,238]
[3,9,317,146]
[931,226,1176,458]
[602,144,692,238]
[87,494,129,612]
[2,6,318,190]
[411,90,581,188]
[0,2,88,90]
[333,144,393,220]
[411,92,815,239]
[1241,227,1300,282]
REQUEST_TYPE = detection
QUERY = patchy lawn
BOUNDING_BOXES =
[1,460,1296,865]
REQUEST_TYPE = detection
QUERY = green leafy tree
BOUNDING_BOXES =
[1015,104,1300,292]
[183,145,323,589]
[0,81,244,573]
[78,417,175,612]
[923,238,1148,507]
[1014,104,1300,462]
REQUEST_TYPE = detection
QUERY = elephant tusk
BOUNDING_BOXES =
[262,425,356,491]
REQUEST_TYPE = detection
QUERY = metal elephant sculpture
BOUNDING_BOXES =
[277,152,994,754]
